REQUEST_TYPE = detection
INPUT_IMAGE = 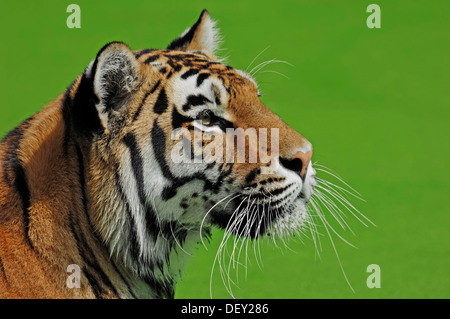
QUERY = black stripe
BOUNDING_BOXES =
[154,88,168,114]
[182,60,193,67]
[14,163,33,249]
[2,117,35,249]
[245,168,261,185]
[150,80,161,94]
[267,185,291,197]
[192,58,209,63]
[133,80,162,122]
[70,73,103,139]
[206,61,221,67]
[182,94,212,111]
[2,116,34,184]
[133,92,150,122]
[167,54,184,61]
[171,106,193,129]
[83,267,103,299]
[144,54,160,64]
[167,60,182,72]
[270,187,297,207]
[151,120,175,181]
[0,255,7,283]
[196,73,210,87]
[181,69,199,79]
[134,49,155,59]
[213,85,221,105]
[122,133,157,237]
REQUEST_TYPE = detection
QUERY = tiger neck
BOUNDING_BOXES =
[81,146,200,299]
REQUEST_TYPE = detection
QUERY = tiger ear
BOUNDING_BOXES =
[167,9,221,55]
[85,42,141,127]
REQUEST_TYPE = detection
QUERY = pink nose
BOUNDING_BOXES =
[292,149,313,178]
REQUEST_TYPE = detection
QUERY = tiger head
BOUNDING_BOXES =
[66,10,316,277]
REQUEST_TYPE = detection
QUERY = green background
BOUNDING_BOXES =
[1,1,449,299]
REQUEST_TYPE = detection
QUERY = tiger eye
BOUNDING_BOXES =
[199,113,212,126]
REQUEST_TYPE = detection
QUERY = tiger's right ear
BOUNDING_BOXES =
[85,42,142,127]
[69,42,142,138]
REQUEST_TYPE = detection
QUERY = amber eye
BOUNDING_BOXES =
[199,112,212,126]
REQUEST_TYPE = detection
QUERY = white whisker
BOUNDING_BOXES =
[245,46,271,72]
[309,198,355,293]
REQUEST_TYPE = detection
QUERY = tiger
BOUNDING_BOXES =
[0,10,316,299]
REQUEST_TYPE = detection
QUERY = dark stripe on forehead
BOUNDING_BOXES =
[182,94,212,111]
[144,55,160,64]
[181,69,200,79]
[206,61,221,67]
[167,54,184,61]
[134,49,155,59]
[166,59,182,72]
[196,73,210,87]
[153,88,168,114]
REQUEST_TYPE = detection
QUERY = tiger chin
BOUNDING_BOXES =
[0,10,316,299]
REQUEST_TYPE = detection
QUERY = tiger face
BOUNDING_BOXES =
[67,10,315,283]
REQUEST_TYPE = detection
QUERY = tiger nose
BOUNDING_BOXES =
[280,147,313,178]
[293,149,313,178]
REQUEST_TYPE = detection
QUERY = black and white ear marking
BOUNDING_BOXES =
[167,9,221,55]
[87,42,141,127]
